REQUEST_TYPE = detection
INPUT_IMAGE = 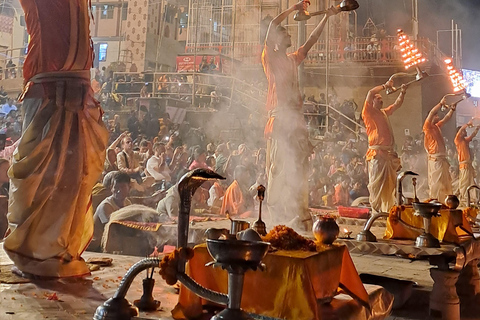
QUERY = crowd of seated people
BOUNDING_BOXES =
[87,72,480,254]
[90,101,380,252]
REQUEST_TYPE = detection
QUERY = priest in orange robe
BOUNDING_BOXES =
[362,81,406,213]
[4,0,109,277]
[220,165,253,217]
[262,1,339,229]
[423,97,454,203]
[454,120,479,205]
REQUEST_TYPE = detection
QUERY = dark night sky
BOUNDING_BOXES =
[355,0,480,70]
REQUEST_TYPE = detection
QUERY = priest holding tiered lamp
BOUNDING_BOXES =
[455,120,479,206]
[423,96,455,204]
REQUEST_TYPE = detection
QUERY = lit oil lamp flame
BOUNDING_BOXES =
[397,29,426,70]
[444,58,466,92]
[342,228,353,239]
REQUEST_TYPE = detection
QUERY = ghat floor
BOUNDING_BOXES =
[0,233,479,320]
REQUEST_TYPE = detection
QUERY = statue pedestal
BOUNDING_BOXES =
[456,259,480,304]
[429,268,460,320]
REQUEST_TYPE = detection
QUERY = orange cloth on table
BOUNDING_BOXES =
[463,207,478,220]
[172,244,370,320]
[219,180,244,216]
[361,101,395,161]
[384,206,473,243]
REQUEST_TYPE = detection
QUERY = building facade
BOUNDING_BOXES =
[90,0,185,72]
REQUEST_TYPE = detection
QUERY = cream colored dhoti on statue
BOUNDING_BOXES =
[459,161,475,206]
[4,71,109,277]
[367,146,400,213]
[427,154,452,204]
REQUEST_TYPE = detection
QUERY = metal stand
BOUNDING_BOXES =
[206,261,265,320]
[211,269,251,320]
[415,217,440,248]
[134,278,161,311]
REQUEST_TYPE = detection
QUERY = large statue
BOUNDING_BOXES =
[4,0,108,277]
[423,97,454,203]
[262,1,338,228]
[362,81,406,213]
[454,120,479,204]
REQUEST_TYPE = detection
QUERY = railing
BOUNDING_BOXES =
[109,71,365,140]
[304,102,365,140]
[185,36,438,67]
[0,47,26,80]
[110,71,266,115]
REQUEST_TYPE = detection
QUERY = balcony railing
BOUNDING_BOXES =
[185,36,438,67]
[109,71,365,140]
[110,71,267,115]
[0,47,26,80]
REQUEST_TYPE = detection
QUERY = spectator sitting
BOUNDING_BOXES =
[0,86,7,104]
[349,180,368,204]
[104,132,128,175]
[198,56,209,73]
[1,99,16,116]
[334,176,350,206]
[214,143,229,177]
[146,142,172,185]
[188,148,208,170]
[5,60,16,78]
[322,184,335,207]
[0,137,20,162]
[157,183,192,219]
[91,172,132,251]
[117,134,148,185]
[220,165,254,217]
[208,181,226,214]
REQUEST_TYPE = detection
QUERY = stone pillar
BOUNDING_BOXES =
[430,268,460,320]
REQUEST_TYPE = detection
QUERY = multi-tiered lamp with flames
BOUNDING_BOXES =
[440,58,471,111]
[385,29,429,95]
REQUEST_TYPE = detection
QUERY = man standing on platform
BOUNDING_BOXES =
[454,120,479,204]
[362,81,406,213]
[4,0,109,278]
[424,97,455,203]
[262,1,339,229]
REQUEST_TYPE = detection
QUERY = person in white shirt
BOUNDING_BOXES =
[1,99,16,116]
[91,172,132,251]
[146,142,171,183]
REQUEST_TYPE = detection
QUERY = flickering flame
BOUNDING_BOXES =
[397,29,426,70]
[444,58,466,92]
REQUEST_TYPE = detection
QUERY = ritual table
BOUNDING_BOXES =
[384,206,472,243]
[173,244,393,320]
